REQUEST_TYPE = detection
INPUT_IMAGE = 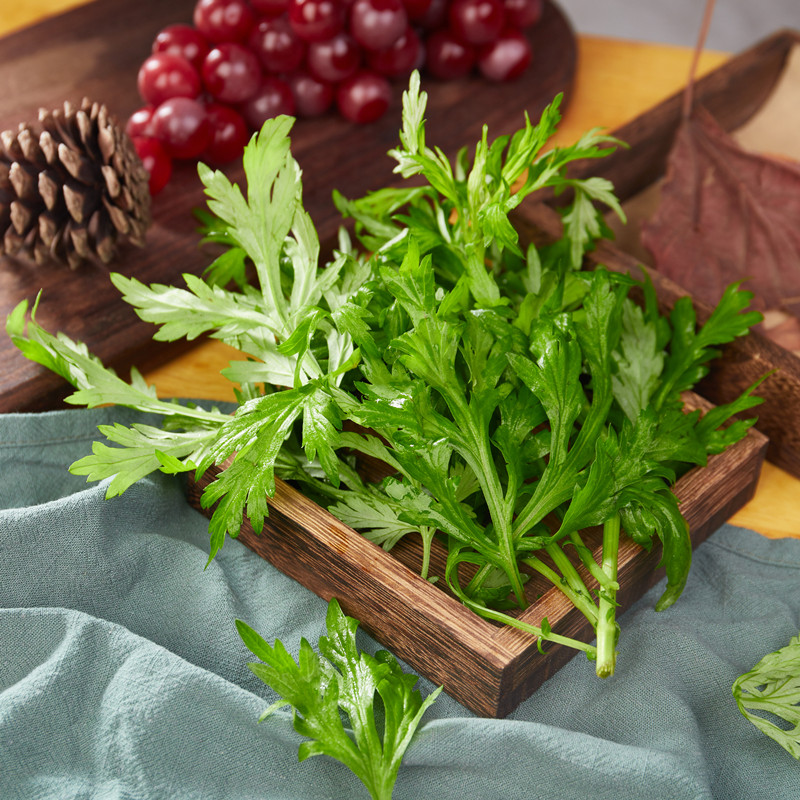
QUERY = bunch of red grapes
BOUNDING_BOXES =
[128,0,544,194]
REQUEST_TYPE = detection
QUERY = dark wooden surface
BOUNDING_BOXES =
[0,0,576,412]
[525,29,800,480]
[187,399,767,718]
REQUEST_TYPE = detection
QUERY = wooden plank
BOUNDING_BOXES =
[187,396,768,717]
[0,0,577,413]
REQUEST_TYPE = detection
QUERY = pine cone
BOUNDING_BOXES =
[0,98,151,269]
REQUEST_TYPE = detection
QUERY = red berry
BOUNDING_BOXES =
[336,70,391,124]
[137,53,201,106]
[287,0,345,42]
[126,106,157,139]
[250,0,289,16]
[152,24,210,71]
[132,136,173,195]
[349,0,408,51]
[448,0,505,45]
[503,0,542,28]
[248,16,306,74]
[402,0,433,22]
[366,25,420,77]
[423,28,475,80]
[203,103,251,163]
[239,77,296,130]
[477,28,531,81]
[151,97,211,159]
[289,71,335,117]
[414,0,447,29]
[193,0,255,43]
[307,33,362,84]
[202,42,263,103]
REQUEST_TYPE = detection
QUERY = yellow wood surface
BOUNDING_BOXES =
[2,1,798,539]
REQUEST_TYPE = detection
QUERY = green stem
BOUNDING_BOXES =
[522,552,598,626]
[462,596,597,657]
[596,513,621,678]
[419,527,435,581]
[568,531,619,592]
[447,395,527,607]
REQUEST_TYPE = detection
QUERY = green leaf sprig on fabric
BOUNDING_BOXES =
[7,70,764,678]
[238,598,441,800]
[732,632,800,760]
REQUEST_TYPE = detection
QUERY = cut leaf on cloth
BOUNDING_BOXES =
[732,632,800,760]
[641,105,800,319]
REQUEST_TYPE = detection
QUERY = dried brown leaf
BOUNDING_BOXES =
[641,106,800,316]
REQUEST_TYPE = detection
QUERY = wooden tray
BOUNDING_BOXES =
[187,388,768,718]
[0,0,576,413]
[522,29,800,480]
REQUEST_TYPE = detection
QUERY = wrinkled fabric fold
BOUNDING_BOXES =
[1,406,798,799]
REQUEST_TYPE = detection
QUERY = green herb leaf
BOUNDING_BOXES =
[733,632,800,759]
[238,599,441,799]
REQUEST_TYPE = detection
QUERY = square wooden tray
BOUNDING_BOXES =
[187,387,767,718]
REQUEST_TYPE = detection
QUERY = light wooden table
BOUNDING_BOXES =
[2,0,798,539]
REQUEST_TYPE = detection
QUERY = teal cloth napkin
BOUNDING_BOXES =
[1,406,798,799]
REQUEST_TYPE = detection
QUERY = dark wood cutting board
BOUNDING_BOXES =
[0,0,576,412]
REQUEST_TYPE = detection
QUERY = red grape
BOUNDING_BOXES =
[126,106,157,139]
[239,76,296,130]
[248,16,306,73]
[423,28,475,79]
[448,0,505,45]
[288,0,345,42]
[307,32,362,84]
[151,97,211,159]
[349,0,408,51]
[202,42,263,103]
[503,0,542,28]
[203,102,251,162]
[366,26,421,77]
[402,0,433,22]
[336,70,392,123]
[250,0,290,17]
[152,24,210,71]
[132,136,173,195]
[477,27,531,80]
[193,0,255,42]
[289,70,335,117]
[137,53,201,106]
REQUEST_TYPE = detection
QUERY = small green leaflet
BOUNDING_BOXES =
[238,598,441,800]
[733,632,800,759]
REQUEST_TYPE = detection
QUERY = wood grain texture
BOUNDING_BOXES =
[187,400,767,718]
[0,0,576,413]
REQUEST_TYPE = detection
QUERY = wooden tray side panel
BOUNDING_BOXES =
[187,417,767,717]
[186,467,517,717]
[490,420,768,716]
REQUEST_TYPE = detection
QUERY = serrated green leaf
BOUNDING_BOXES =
[240,599,440,799]
[733,632,800,759]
